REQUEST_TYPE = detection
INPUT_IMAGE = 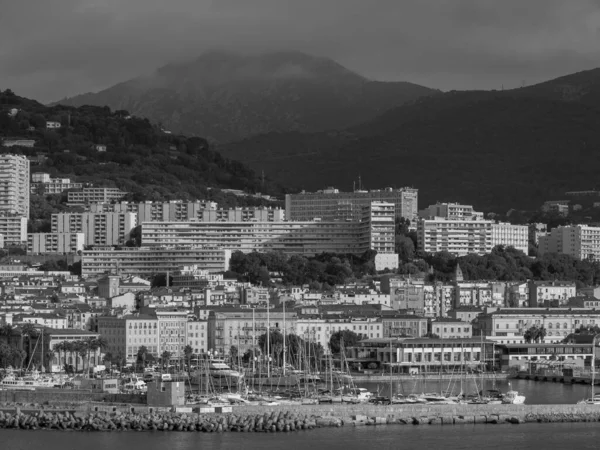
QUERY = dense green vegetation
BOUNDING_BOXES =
[0,89,284,226]
[227,250,378,289]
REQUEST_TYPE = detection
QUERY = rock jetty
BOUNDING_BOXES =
[1,407,600,432]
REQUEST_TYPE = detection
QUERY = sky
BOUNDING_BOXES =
[2,0,600,103]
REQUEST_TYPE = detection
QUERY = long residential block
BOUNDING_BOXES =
[27,232,85,254]
[81,246,232,277]
[51,212,137,246]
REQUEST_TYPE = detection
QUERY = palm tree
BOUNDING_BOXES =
[184,345,193,370]
[20,323,38,368]
[88,337,108,374]
[0,323,14,339]
[53,342,64,369]
[75,341,88,374]
[137,346,149,370]
[63,341,75,374]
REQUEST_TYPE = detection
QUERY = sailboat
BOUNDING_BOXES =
[578,335,600,405]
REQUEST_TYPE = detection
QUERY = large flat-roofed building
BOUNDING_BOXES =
[81,246,232,277]
[67,187,127,205]
[285,187,418,224]
[51,212,137,246]
[539,225,600,260]
[0,154,29,218]
[140,202,397,267]
[27,232,85,254]
[0,215,27,244]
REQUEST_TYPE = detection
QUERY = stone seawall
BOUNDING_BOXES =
[0,403,600,432]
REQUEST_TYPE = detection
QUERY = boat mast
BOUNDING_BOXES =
[593,335,597,399]
[252,307,255,390]
[283,299,286,376]
[267,302,270,379]
[389,326,393,399]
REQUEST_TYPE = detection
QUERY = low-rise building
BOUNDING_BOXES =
[527,280,577,307]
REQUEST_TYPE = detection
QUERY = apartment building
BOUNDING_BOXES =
[90,201,216,222]
[186,320,208,355]
[81,247,232,277]
[380,313,428,338]
[141,202,396,268]
[527,280,576,307]
[475,308,600,344]
[31,173,83,195]
[491,222,528,254]
[207,307,297,355]
[155,308,189,361]
[419,202,483,220]
[27,233,85,254]
[52,212,137,246]
[67,187,127,205]
[285,187,418,224]
[0,215,27,244]
[98,314,159,363]
[380,277,426,313]
[539,225,600,260]
[417,217,493,256]
[0,154,29,218]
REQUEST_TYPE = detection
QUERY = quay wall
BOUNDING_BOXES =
[0,390,145,405]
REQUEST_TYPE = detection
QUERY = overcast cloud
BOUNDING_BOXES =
[2,0,600,103]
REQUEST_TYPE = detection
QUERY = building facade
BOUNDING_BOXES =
[67,188,127,205]
[285,187,418,224]
[417,217,493,256]
[27,233,85,254]
[81,247,232,277]
[491,222,528,254]
[0,215,27,244]
[52,212,137,246]
[539,225,600,260]
[0,154,29,218]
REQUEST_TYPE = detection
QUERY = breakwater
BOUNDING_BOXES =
[1,403,600,432]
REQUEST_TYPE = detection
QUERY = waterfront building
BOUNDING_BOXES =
[0,154,29,218]
[207,307,297,355]
[27,232,85,254]
[429,318,473,339]
[98,313,159,363]
[539,225,600,261]
[345,337,495,373]
[496,342,592,372]
[527,280,577,307]
[81,247,232,277]
[28,328,101,373]
[67,187,127,205]
[52,212,137,246]
[474,307,600,344]
[155,308,190,362]
[186,320,208,355]
[380,313,428,338]
[285,186,418,224]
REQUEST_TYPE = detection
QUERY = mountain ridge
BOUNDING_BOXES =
[56,50,438,142]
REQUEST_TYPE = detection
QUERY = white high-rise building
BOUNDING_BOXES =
[0,154,30,218]
[417,217,493,256]
[419,202,483,220]
[491,222,528,254]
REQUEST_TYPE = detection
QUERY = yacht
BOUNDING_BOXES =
[204,360,242,379]
[0,370,61,390]
[502,390,526,405]
[335,386,373,403]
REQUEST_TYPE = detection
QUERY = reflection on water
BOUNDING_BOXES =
[356,378,592,404]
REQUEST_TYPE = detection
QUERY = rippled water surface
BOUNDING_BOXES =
[3,422,600,450]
